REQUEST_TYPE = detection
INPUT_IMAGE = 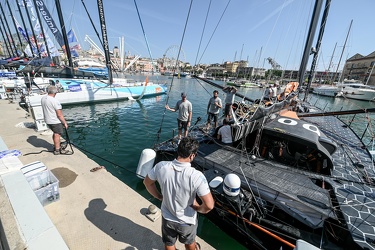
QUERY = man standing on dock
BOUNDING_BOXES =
[144,137,214,250]
[41,85,69,155]
[165,92,192,141]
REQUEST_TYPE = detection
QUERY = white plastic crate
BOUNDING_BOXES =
[23,165,60,206]
[27,170,60,206]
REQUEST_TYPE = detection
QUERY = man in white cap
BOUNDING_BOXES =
[166,92,193,141]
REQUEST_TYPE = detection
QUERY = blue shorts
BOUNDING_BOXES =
[162,217,198,246]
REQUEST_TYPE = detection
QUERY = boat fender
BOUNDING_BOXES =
[223,173,241,197]
[209,176,223,189]
[136,148,156,179]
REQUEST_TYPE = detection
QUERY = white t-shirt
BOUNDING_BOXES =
[218,125,233,144]
[147,159,210,225]
[272,87,278,97]
[41,95,62,124]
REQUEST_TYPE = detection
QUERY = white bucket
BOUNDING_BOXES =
[136,148,156,179]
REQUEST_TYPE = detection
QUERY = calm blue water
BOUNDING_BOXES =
[63,75,375,249]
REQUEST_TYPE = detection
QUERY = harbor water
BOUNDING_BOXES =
[62,75,375,249]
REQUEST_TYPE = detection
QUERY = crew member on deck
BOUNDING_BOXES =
[223,86,237,120]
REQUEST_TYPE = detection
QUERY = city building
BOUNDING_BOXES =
[341,51,375,85]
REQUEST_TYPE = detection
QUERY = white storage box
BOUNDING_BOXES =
[22,161,60,206]
[26,169,60,206]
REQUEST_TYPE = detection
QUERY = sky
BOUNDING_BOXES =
[2,0,375,71]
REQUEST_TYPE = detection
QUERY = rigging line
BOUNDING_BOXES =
[194,78,215,96]
[133,0,157,101]
[193,0,211,67]
[66,0,76,30]
[80,0,103,47]
[268,0,288,60]
[197,0,231,65]
[133,0,154,70]
[155,0,194,142]
[70,142,138,175]
[278,0,300,72]
[238,164,266,217]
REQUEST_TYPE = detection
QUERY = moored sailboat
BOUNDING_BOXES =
[139,0,375,249]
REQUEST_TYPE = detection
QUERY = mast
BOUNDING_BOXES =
[16,0,34,57]
[326,42,337,83]
[120,36,125,71]
[297,0,324,87]
[81,0,103,47]
[365,63,375,85]
[7,0,23,56]
[304,0,331,101]
[31,0,51,59]
[23,0,41,57]
[97,0,113,84]
[0,22,11,57]
[55,0,73,68]
[0,3,16,56]
[333,19,352,83]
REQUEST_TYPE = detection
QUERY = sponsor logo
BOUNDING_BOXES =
[68,85,82,92]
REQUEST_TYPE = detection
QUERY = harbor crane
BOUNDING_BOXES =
[266,57,282,84]
[266,57,281,70]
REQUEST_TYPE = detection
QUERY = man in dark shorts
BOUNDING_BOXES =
[144,137,214,250]
[41,85,69,155]
[165,92,192,141]
[206,90,222,130]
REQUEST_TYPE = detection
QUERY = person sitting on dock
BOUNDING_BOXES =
[144,137,214,250]
[55,80,63,92]
[217,119,233,146]
[206,90,222,131]
[223,86,237,120]
[165,92,192,142]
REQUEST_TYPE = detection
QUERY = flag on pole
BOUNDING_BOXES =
[14,18,29,43]
[67,29,77,43]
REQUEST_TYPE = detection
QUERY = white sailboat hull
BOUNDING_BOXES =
[337,81,375,101]
[28,78,166,106]
[312,85,340,97]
